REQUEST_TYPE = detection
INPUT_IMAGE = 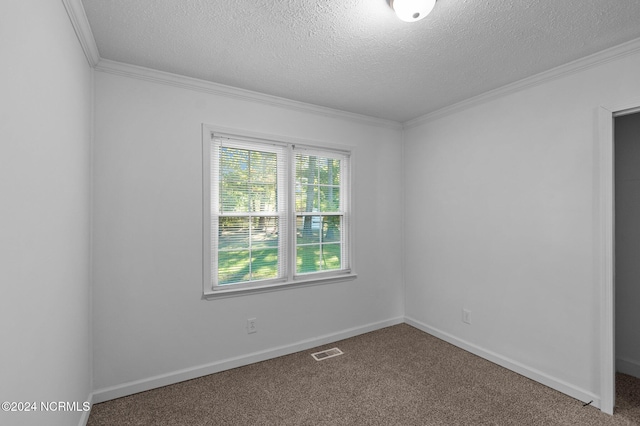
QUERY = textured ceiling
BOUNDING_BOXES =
[82,0,640,122]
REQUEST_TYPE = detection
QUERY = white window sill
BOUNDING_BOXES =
[202,272,358,300]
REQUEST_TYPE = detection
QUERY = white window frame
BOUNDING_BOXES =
[202,125,356,299]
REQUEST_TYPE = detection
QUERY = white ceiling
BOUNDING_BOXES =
[81,0,640,123]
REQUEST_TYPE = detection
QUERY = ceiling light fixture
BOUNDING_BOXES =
[390,0,436,22]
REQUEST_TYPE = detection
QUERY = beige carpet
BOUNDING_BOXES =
[88,324,640,425]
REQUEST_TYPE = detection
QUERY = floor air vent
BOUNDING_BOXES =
[311,347,343,361]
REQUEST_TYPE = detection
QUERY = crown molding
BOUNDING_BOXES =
[63,0,640,131]
[404,36,640,129]
[59,0,399,129]
[61,0,99,67]
[94,59,402,130]
[59,0,401,131]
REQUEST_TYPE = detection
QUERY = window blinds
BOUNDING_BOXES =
[211,136,288,286]
[207,133,350,290]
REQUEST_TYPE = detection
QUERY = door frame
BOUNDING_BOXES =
[598,102,640,415]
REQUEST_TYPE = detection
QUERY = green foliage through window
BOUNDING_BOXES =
[295,154,342,274]
[217,145,280,285]
[208,134,349,290]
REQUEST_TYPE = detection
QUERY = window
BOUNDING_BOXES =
[203,128,354,297]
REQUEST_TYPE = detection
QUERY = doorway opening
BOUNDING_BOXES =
[613,110,640,411]
[599,103,640,415]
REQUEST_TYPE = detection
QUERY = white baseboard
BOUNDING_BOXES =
[404,316,601,409]
[92,317,404,403]
[78,391,93,426]
[617,357,640,379]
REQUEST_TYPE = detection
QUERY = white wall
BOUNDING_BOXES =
[615,112,640,379]
[403,48,640,405]
[91,70,404,398]
[0,1,93,426]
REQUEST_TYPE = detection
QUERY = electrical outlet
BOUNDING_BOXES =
[462,309,471,325]
[247,318,257,334]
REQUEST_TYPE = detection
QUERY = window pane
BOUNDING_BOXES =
[297,215,321,245]
[296,216,341,274]
[250,248,279,280]
[296,154,341,213]
[330,158,341,185]
[319,186,340,211]
[294,152,346,277]
[297,245,320,274]
[318,157,341,185]
[322,216,341,243]
[295,155,318,209]
[249,150,278,212]
[220,147,278,213]
[296,243,341,274]
[295,154,313,186]
[317,157,328,184]
[249,150,277,183]
[295,184,317,212]
[217,216,280,285]
[321,243,341,270]
[249,183,277,212]
[218,250,250,284]
[218,216,250,285]
[251,217,279,248]
[218,217,249,250]
[220,181,248,212]
[220,148,249,212]
[218,246,280,284]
